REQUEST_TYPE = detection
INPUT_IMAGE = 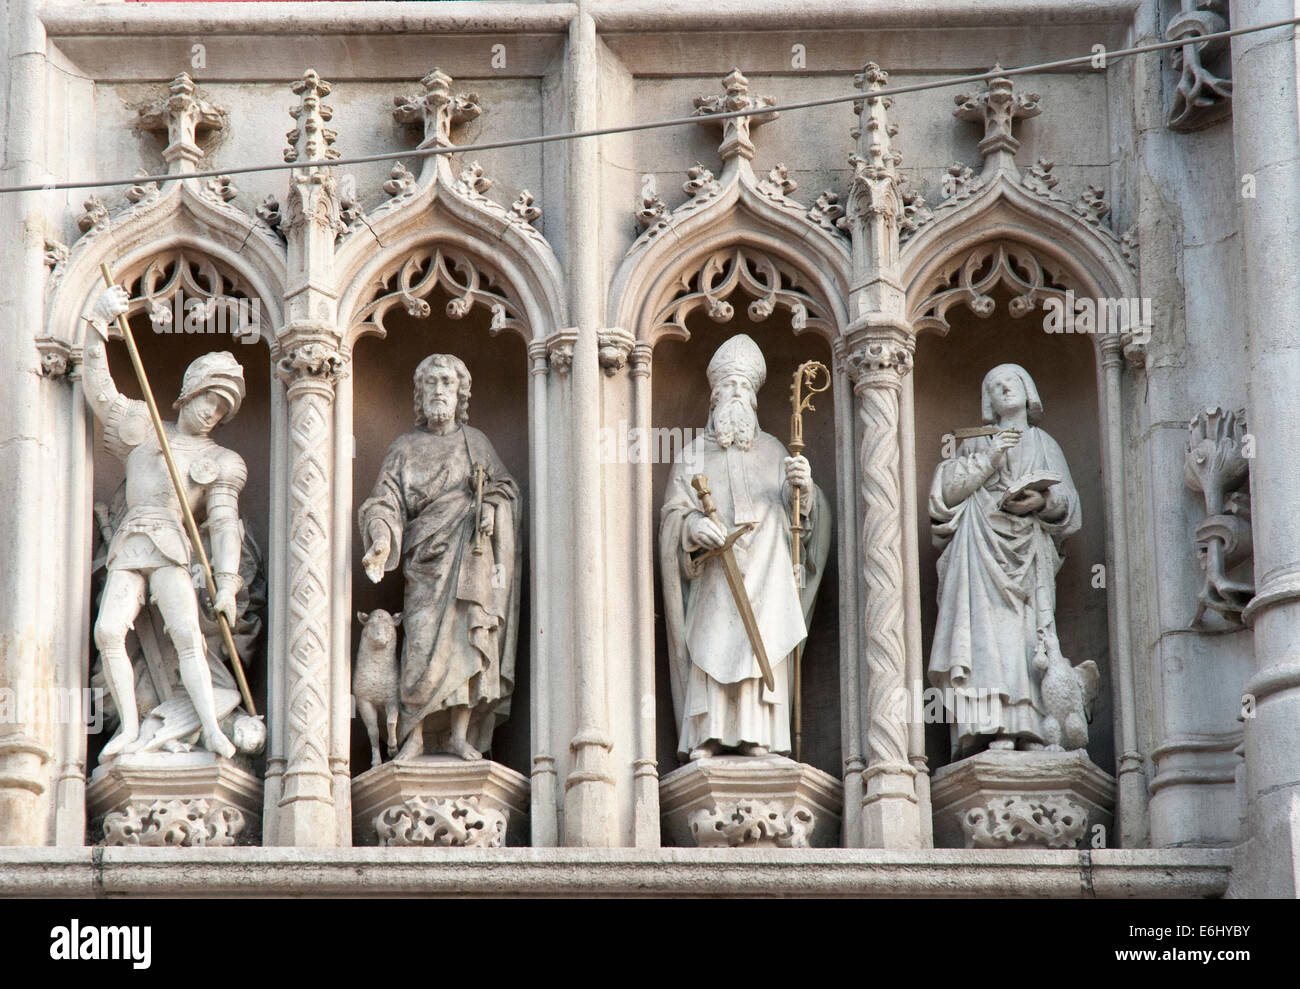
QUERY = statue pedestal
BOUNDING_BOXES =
[86,752,262,846]
[930,749,1116,849]
[351,756,530,847]
[659,755,843,848]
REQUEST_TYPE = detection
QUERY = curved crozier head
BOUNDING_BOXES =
[980,362,1043,425]
[413,353,471,429]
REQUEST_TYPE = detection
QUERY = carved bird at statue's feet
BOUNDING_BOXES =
[1034,627,1099,752]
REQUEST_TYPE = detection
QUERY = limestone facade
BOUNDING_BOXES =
[0,0,1291,897]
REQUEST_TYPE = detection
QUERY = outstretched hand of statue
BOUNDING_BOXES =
[88,285,130,340]
[363,522,391,584]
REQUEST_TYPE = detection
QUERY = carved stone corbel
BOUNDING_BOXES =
[546,329,578,375]
[1184,406,1254,630]
[596,328,635,376]
[1166,0,1233,132]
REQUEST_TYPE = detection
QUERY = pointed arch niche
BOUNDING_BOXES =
[335,142,568,840]
[40,179,287,843]
[342,245,534,782]
[900,174,1145,841]
[608,125,854,840]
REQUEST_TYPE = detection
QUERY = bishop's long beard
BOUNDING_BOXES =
[710,397,757,451]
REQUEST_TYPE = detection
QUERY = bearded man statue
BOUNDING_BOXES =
[659,334,831,762]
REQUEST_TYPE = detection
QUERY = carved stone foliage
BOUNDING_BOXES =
[688,801,815,848]
[1185,407,1254,630]
[650,246,832,339]
[961,795,1087,849]
[910,242,1072,335]
[375,796,507,847]
[99,798,246,847]
[1166,0,1233,132]
[353,248,525,339]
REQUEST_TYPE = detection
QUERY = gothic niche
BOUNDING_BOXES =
[84,252,272,846]
[348,247,531,846]
[911,247,1115,849]
[650,246,842,847]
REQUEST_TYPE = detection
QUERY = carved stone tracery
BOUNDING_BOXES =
[688,801,815,848]
[99,798,247,847]
[649,246,832,339]
[354,248,526,339]
[375,795,507,848]
[910,242,1073,335]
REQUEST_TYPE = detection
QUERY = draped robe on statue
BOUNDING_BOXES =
[660,431,830,759]
[359,426,520,754]
[927,427,1081,756]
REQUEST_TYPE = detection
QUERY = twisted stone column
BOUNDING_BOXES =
[274,342,343,846]
[848,333,921,849]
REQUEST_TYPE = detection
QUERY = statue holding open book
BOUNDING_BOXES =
[927,363,1097,758]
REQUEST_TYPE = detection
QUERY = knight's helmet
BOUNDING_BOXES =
[173,351,246,424]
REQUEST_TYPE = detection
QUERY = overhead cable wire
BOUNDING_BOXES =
[0,15,1294,195]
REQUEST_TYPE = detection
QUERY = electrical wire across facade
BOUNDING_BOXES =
[0,15,1293,196]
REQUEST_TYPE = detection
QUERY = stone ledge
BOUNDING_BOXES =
[0,847,1232,898]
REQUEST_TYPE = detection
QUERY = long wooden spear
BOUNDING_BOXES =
[99,265,256,716]
[788,359,830,763]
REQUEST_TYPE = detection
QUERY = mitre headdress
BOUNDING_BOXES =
[706,334,767,391]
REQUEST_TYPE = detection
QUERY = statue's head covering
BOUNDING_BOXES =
[173,351,245,423]
[707,334,766,392]
[980,362,1043,425]
[413,353,472,427]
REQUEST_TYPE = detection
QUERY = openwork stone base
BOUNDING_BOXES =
[930,749,1116,849]
[86,753,262,846]
[351,756,529,847]
[659,755,843,848]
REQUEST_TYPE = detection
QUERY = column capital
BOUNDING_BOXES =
[276,341,345,391]
[845,332,914,390]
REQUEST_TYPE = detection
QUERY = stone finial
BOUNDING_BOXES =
[138,73,226,174]
[692,69,777,163]
[284,69,340,168]
[393,69,483,149]
[850,63,902,182]
[953,66,1040,176]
